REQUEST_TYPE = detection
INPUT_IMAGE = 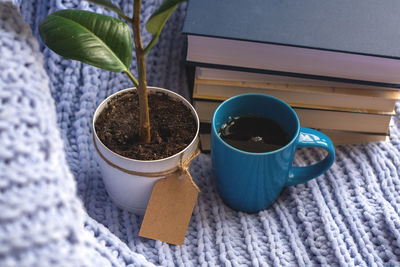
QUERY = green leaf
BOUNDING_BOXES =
[144,0,185,52]
[84,0,130,21]
[39,9,132,72]
[146,0,186,34]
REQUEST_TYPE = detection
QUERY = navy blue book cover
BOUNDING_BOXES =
[183,0,400,59]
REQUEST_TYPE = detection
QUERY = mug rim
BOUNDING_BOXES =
[211,93,300,156]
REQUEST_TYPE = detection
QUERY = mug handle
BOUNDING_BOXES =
[286,127,335,186]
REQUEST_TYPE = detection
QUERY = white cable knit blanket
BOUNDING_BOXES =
[1,1,400,266]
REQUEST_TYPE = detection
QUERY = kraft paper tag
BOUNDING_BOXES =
[139,173,199,245]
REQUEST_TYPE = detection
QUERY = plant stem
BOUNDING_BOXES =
[132,0,151,143]
[124,70,139,88]
[120,13,132,22]
[143,32,160,55]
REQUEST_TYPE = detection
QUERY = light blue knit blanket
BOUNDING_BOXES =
[2,1,400,266]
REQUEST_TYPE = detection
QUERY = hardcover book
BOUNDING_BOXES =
[194,100,393,134]
[183,0,400,86]
[193,71,399,114]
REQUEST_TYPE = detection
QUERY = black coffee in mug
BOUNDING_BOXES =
[212,93,335,213]
[219,115,289,153]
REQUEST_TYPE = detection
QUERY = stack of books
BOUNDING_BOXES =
[183,0,400,151]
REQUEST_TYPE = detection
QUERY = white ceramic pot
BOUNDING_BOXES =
[93,87,200,215]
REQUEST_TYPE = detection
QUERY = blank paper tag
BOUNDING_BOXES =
[139,173,199,245]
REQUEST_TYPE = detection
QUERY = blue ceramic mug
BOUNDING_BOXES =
[211,93,335,213]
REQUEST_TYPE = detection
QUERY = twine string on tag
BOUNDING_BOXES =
[176,148,201,191]
[93,135,201,191]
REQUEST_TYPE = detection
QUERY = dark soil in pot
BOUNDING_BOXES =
[95,90,197,160]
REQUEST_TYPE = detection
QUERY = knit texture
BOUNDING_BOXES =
[1,0,400,266]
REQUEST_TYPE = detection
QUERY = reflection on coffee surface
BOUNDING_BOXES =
[219,115,290,153]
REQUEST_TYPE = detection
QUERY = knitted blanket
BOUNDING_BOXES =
[1,0,400,266]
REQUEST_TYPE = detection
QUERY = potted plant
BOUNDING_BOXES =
[39,0,199,215]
